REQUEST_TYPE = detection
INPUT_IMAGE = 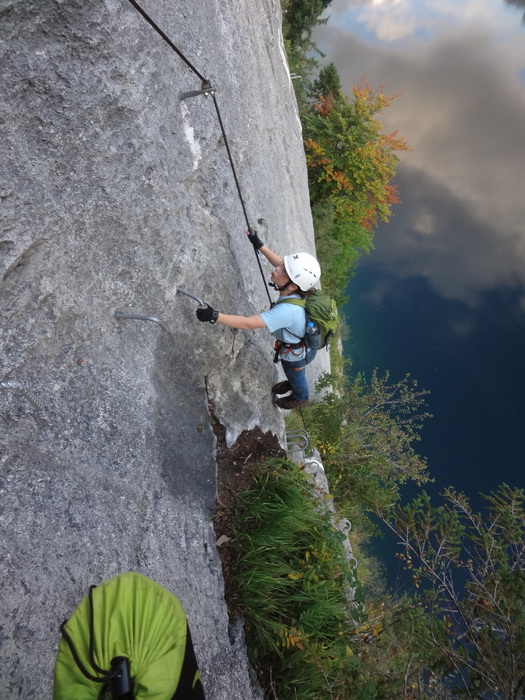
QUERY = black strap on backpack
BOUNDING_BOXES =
[59,585,134,698]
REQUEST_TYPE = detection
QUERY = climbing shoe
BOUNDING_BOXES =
[271,380,292,395]
[274,396,310,410]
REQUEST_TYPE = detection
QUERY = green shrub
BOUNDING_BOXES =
[230,459,373,699]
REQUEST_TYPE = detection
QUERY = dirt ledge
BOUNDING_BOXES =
[208,402,286,620]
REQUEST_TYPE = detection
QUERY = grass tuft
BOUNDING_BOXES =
[230,459,371,699]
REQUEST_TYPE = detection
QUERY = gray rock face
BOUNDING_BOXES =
[0,0,325,697]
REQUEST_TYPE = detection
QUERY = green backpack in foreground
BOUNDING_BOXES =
[54,572,205,700]
[280,289,339,350]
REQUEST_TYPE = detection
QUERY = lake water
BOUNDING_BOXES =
[343,267,525,502]
[313,0,525,588]
[342,265,525,589]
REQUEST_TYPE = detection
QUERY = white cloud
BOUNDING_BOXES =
[325,0,518,42]
[362,163,525,305]
[412,210,436,237]
[357,1,417,41]
[426,0,514,31]
[313,21,525,304]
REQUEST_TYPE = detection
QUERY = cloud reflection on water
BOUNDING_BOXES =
[314,0,525,306]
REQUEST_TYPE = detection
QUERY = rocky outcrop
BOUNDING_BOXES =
[0,0,326,697]
[289,445,360,609]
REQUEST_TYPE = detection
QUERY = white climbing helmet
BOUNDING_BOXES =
[283,252,321,291]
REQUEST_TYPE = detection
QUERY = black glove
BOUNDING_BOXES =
[196,304,219,324]
[247,229,264,250]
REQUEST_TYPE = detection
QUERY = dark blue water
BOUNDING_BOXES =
[342,267,525,589]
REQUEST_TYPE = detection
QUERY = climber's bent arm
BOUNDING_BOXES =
[216,313,267,330]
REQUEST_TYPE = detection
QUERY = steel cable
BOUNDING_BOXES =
[124,0,273,306]
[125,0,206,82]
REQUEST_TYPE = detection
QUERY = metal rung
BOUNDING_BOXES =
[1,381,44,412]
[180,80,216,100]
[287,429,308,438]
[286,428,311,454]
[304,459,324,473]
[115,311,170,334]
[287,436,308,451]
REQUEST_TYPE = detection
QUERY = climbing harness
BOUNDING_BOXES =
[273,339,304,364]
[124,0,273,306]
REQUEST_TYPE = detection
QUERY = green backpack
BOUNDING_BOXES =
[280,289,339,350]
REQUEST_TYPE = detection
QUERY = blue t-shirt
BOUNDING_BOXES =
[260,295,306,362]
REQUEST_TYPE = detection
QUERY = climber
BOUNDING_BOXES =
[195,230,321,410]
